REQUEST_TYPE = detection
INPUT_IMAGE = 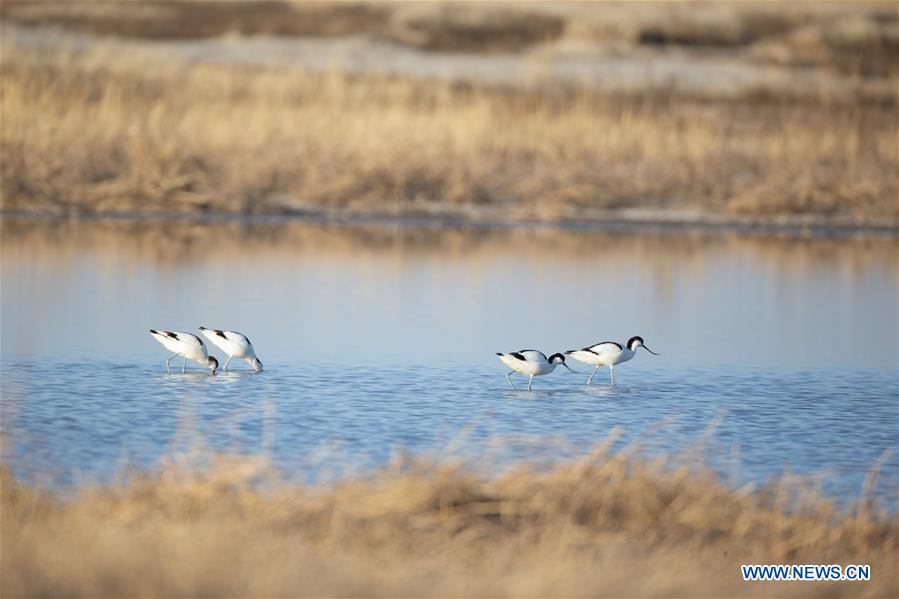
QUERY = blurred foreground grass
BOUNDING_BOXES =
[3,443,897,597]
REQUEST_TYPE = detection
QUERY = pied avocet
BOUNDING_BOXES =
[495,350,574,391]
[565,336,658,385]
[199,326,263,371]
[149,330,218,373]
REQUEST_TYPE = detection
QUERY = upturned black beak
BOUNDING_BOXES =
[643,345,660,355]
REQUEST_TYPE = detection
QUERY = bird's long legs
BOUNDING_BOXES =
[527,374,534,392]
[506,371,516,390]
[610,365,616,386]
[165,353,178,373]
[223,355,233,371]
[587,364,600,385]
[182,357,187,373]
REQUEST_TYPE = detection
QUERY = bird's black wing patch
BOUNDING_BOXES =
[164,331,178,340]
[590,341,622,351]
[215,329,227,339]
[510,352,526,361]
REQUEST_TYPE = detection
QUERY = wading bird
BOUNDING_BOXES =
[496,350,574,391]
[149,330,218,373]
[199,327,263,371]
[565,336,659,385]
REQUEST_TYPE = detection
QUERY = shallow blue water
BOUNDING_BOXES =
[1,219,897,508]
[2,357,896,507]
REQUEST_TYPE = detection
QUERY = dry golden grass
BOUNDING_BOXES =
[1,34,897,223]
[3,442,897,598]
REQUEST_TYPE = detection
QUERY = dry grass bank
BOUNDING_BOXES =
[1,37,897,223]
[3,446,897,598]
[1,1,897,225]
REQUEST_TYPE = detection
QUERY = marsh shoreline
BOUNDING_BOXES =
[3,207,896,239]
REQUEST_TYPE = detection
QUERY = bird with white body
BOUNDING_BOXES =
[565,335,658,385]
[495,350,574,391]
[199,326,263,371]
[149,330,218,373]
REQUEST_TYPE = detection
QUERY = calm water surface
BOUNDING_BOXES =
[2,219,897,506]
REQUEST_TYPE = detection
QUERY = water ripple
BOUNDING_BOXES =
[1,359,895,509]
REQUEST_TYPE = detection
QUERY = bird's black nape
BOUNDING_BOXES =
[627,336,644,350]
[548,353,565,363]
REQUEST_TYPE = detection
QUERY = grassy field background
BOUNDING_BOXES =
[3,440,897,597]
[1,1,897,225]
[2,0,898,75]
